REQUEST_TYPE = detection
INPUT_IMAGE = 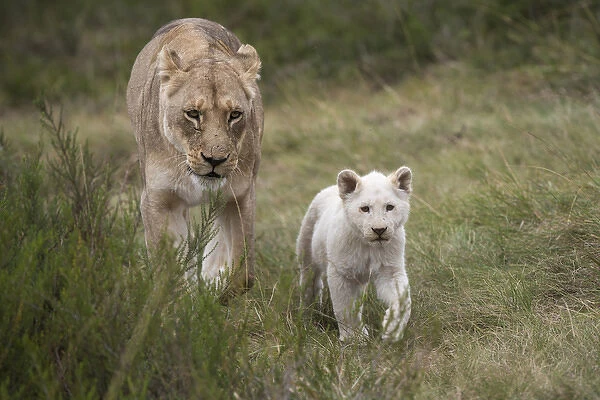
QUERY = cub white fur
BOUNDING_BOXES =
[296,167,412,342]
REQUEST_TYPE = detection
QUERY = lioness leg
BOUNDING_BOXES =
[297,205,324,306]
[140,189,189,250]
[300,266,324,307]
[201,188,255,299]
[201,227,230,281]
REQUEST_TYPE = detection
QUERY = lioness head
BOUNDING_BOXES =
[156,42,261,182]
[338,167,412,245]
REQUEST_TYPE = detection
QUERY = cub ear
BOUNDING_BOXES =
[157,46,184,84]
[337,169,361,199]
[389,166,412,194]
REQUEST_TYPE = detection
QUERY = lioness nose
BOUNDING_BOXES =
[201,152,229,167]
[372,227,387,236]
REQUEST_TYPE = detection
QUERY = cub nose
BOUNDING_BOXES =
[371,227,387,237]
[201,152,229,167]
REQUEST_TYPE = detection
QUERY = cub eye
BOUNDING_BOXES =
[386,204,395,211]
[360,206,370,213]
[185,109,201,119]
[229,110,243,122]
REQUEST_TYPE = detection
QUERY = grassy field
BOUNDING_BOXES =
[2,2,600,396]
[255,64,600,398]
[1,57,599,398]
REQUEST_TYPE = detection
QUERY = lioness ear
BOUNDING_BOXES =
[157,46,184,84]
[236,44,262,81]
[338,170,361,199]
[389,166,412,194]
[235,44,261,100]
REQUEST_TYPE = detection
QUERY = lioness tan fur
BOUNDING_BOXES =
[126,18,263,299]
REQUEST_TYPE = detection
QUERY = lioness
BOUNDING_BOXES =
[296,167,412,342]
[126,18,263,298]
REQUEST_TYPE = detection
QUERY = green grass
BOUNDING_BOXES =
[257,64,600,398]
[1,59,600,399]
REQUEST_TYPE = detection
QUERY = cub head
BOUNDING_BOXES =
[156,42,261,181]
[337,167,412,245]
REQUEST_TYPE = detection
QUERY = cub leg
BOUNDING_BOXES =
[300,265,324,306]
[327,265,368,341]
[373,267,411,342]
[297,204,322,306]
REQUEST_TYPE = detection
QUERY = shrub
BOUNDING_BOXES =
[0,104,248,399]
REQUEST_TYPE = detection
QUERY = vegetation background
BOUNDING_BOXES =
[1,0,599,398]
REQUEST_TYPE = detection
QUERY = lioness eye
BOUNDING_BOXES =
[185,109,201,119]
[360,206,370,213]
[386,204,395,211]
[229,110,243,121]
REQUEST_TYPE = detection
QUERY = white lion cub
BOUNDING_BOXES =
[296,167,412,342]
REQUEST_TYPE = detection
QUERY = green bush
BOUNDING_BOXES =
[0,104,252,398]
